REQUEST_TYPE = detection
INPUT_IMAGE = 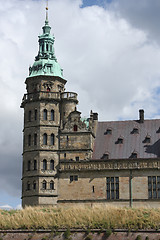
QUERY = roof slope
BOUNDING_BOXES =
[93,119,160,159]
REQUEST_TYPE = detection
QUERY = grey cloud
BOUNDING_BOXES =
[1,0,160,203]
[109,0,160,44]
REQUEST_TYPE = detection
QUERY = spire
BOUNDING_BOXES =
[45,0,49,25]
[43,0,51,34]
[28,0,63,78]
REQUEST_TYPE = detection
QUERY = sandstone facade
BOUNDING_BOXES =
[21,11,160,208]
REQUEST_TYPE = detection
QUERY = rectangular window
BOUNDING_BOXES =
[70,175,78,182]
[75,156,79,161]
[148,176,160,199]
[106,177,119,200]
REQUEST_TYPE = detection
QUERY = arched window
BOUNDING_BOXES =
[43,133,47,145]
[27,160,31,171]
[27,181,30,190]
[28,111,32,122]
[50,160,54,170]
[43,159,47,170]
[42,180,47,190]
[34,134,37,146]
[34,109,37,121]
[50,45,52,52]
[46,43,48,51]
[33,181,36,190]
[43,109,47,120]
[34,160,37,170]
[28,134,31,146]
[74,125,78,132]
[50,134,54,145]
[50,180,54,190]
[51,110,54,121]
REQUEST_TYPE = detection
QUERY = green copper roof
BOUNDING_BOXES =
[28,14,63,78]
[81,117,90,129]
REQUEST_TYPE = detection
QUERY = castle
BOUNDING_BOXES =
[21,8,160,208]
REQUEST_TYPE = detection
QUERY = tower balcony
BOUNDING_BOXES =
[21,91,61,106]
[61,92,78,101]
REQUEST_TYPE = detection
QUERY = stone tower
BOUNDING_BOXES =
[21,8,98,207]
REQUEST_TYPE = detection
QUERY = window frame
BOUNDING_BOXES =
[28,134,31,146]
[50,160,54,170]
[42,180,47,190]
[106,177,119,200]
[43,109,47,120]
[73,125,78,132]
[70,175,78,182]
[148,176,160,199]
[43,159,47,171]
[34,133,37,146]
[34,160,37,170]
[51,109,54,121]
[27,160,31,171]
[28,110,32,122]
[33,181,36,190]
[50,180,54,190]
[43,133,47,145]
[34,109,37,121]
[50,134,55,145]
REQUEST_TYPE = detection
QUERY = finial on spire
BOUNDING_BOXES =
[45,0,49,24]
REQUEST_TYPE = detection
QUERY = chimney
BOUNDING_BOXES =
[139,109,144,123]
[93,112,98,120]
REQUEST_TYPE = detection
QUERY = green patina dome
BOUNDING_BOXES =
[28,14,63,78]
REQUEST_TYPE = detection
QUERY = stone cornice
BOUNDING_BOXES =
[59,158,160,172]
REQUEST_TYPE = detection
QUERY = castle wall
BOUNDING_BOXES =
[58,167,160,207]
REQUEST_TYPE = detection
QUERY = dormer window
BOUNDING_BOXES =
[101,153,109,160]
[143,135,151,143]
[130,152,138,159]
[131,127,139,134]
[157,127,160,133]
[104,128,112,135]
[116,137,123,144]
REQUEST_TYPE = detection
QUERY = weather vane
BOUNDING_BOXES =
[46,0,48,11]
[46,0,49,21]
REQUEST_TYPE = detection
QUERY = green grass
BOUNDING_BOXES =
[0,206,160,230]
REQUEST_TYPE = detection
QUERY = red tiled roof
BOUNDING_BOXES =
[93,119,160,159]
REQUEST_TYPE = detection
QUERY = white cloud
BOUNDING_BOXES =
[1,0,160,205]
[0,205,13,210]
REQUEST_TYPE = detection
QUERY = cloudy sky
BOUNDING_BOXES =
[1,0,160,208]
